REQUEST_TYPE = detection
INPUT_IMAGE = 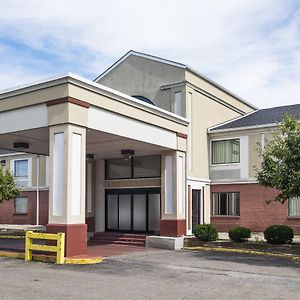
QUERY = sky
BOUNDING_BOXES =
[0,0,300,109]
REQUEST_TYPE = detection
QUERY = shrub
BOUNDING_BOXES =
[193,224,218,241]
[228,227,251,242]
[264,225,294,244]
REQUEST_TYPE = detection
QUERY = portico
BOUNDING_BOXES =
[0,74,189,256]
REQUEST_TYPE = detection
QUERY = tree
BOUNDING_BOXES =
[257,114,300,203]
[0,167,20,203]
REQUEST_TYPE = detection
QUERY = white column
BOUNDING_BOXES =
[94,159,105,232]
[49,124,86,224]
[160,151,186,237]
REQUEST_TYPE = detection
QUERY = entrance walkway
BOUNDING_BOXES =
[0,237,150,258]
[86,244,150,258]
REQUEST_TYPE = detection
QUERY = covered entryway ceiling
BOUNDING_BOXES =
[0,127,169,159]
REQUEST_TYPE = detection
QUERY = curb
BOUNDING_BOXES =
[0,250,103,265]
[0,235,24,239]
[185,246,300,260]
[65,257,103,265]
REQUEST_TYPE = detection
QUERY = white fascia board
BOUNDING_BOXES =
[0,73,189,128]
[67,75,189,126]
[0,152,25,157]
[187,176,211,183]
[186,66,257,110]
[94,50,186,82]
[208,110,258,132]
[210,180,258,185]
[0,73,73,97]
[208,123,279,134]
[161,80,249,116]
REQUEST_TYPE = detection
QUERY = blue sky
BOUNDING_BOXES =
[0,0,300,108]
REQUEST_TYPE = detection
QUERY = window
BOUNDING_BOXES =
[106,155,161,180]
[174,92,183,116]
[288,197,300,217]
[106,158,132,179]
[14,159,28,177]
[212,192,240,216]
[212,139,240,164]
[133,155,160,178]
[14,197,28,214]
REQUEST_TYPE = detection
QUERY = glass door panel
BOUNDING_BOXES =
[148,193,160,232]
[133,194,146,231]
[192,189,201,230]
[119,194,131,230]
[107,195,118,230]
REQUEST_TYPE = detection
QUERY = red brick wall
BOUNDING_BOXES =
[211,183,300,234]
[0,190,49,225]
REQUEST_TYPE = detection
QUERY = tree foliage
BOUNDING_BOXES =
[257,114,300,203]
[0,167,20,203]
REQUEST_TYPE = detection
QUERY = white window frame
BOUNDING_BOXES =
[210,137,241,166]
[288,197,300,217]
[14,196,28,214]
[10,158,32,188]
[212,192,240,216]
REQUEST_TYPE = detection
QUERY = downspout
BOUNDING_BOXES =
[36,155,40,226]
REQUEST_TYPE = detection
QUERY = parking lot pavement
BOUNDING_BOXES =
[0,249,299,300]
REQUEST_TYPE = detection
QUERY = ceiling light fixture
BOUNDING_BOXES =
[121,149,135,160]
[13,142,29,150]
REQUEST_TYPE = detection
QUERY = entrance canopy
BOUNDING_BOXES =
[0,73,189,257]
[0,73,189,157]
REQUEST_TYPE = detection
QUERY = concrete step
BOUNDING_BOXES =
[89,240,145,247]
[90,232,147,247]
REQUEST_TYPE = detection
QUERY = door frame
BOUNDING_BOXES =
[105,188,161,233]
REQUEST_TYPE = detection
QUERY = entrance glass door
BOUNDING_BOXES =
[119,194,131,231]
[106,189,160,233]
[192,189,202,230]
[148,193,160,232]
[133,194,146,231]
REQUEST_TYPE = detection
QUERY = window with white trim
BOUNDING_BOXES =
[11,159,30,188]
[14,159,28,177]
[14,196,28,214]
[174,92,183,116]
[212,192,240,216]
[212,139,240,164]
[288,197,300,217]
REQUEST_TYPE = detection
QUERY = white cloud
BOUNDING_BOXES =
[0,0,299,108]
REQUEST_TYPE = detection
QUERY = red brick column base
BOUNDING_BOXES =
[160,219,186,237]
[46,223,87,257]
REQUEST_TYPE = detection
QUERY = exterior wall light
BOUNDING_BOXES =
[0,160,6,167]
[121,149,135,160]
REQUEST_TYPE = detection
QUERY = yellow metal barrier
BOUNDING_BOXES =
[25,231,65,264]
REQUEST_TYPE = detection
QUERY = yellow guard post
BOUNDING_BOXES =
[25,231,65,264]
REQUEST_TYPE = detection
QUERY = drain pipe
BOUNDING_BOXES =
[36,155,40,226]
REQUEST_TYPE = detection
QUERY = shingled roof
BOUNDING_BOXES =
[210,104,300,131]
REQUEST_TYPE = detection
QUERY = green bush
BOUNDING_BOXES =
[193,224,218,241]
[264,225,294,244]
[228,227,251,242]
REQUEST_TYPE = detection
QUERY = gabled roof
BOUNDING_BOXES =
[94,50,257,110]
[209,104,300,132]
[94,50,186,82]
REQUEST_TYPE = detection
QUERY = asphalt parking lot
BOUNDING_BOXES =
[0,249,299,299]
